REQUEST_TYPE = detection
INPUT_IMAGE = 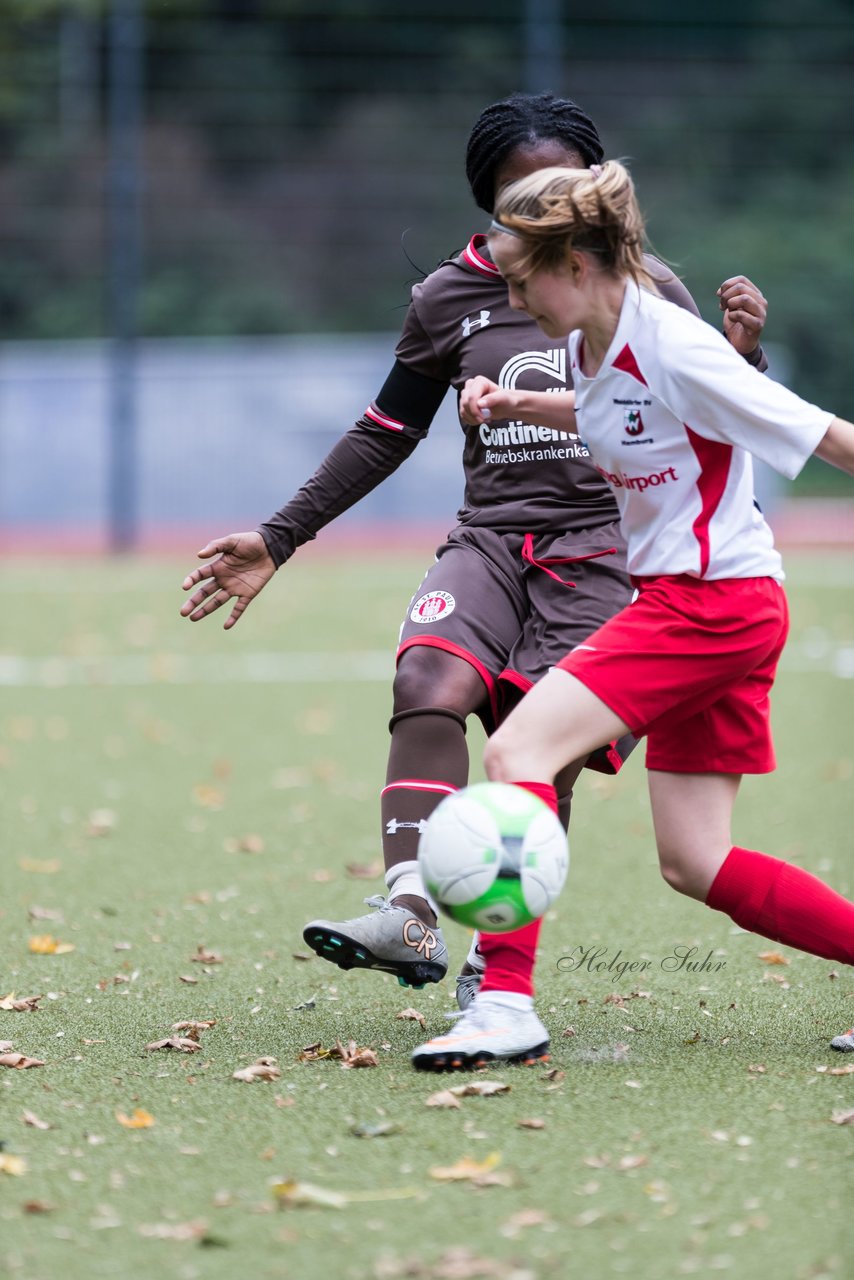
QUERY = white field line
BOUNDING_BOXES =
[0,644,852,687]
[0,651,392,687]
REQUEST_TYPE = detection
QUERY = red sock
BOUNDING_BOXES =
[512,780,559,815]
[478,780,558,997]
[706,845,854,964]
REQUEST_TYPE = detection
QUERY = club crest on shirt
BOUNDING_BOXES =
[409,591,456,624]
[624,408,644,436]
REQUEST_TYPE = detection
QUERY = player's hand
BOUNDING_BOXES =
[180,531,276,629]
[459,376,518,425]
[717,275,767,358]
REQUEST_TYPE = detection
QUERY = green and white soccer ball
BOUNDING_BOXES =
[417,781,569,933]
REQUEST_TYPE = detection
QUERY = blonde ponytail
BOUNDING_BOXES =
[491,160,655,292]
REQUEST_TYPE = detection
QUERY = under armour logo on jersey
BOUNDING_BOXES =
[386,818,428,835]
[461,310,491,337]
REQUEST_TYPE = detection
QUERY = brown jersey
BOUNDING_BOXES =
[259,236,760,566]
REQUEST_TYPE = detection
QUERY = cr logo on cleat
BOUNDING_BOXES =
[403,919,438,958]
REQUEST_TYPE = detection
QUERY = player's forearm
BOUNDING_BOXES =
[814,417,854,478]
[258,424,418,567]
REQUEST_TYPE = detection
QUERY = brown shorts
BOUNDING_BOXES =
[397,521,635,772]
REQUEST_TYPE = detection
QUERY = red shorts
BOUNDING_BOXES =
[556,575,789,774]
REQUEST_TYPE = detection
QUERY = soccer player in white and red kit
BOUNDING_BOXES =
[421,159,854,1070]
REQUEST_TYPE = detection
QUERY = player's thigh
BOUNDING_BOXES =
[486,669,630,782]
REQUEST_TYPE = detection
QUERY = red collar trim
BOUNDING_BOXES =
[462,234,501,278]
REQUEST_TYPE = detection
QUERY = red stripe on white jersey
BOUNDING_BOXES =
[381,779,458,798]
[365,404,406,432]
[685,426,733,577]
[462,235,501,277]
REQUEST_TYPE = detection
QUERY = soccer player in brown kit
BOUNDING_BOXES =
[180,92,769,1034]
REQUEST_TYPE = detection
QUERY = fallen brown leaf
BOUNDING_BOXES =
[233,1059,281,1083]
[345,859,384,880]
[21,1110,51,1130]
[758,950,790,965]
[86,808,116,836]
[27,935,74,955]
[428,1153,504,1184]
[449,1080,510,1098]
[831,1108,854,1125]
[0,1053,45,1070]
[191,946,223,965]
[816,1063,854,1076]
[0,993,43,1012]
[425,1090,462,1109]
[115,1108,155,1129]
[396,1008,426,1029]
[145,1037,202,1054]
[333,1039,378,1069]
[516,1118,545,1130]
[0,1154,27,1177]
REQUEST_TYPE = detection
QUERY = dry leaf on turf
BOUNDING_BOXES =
[18,859,61,875]
[345,860,384,879]
[333,1039,378,1069]
[191,945,223,964]
[516,1118,545,1130]
[233,1059,281,1082]
[350,1121,401,1138]
[831,1109,854,1125]
[500,1208,553,1238]
[172,1020,216,1034]
[448,1081,510,1098]
[425,1090,462,1109]
[396,1008,426,1029]
[0,1154,27,1177]
[271,1178,347,1209]
[0,1053,45,1070]
[0,993,43,1011]
[429,1153,505,1184]
[816,1063,854,1076]
[115,1108,155,1129]
[138,1220,208,1240]
[616,1154,649,1171]
[22,1110,51,1130]
[145,1037,202,1053]
[758,950,790,965]
[27,936,74,955]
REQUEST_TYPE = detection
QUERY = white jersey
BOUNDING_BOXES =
[568,282,833,580]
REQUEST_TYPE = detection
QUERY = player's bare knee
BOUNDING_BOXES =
[483,729,517,782]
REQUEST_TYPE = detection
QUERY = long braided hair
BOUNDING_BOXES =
[465,92,605,214]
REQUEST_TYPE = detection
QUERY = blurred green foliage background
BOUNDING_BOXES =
[1,0,853,416]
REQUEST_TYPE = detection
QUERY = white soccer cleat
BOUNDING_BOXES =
[411,994,549,1071]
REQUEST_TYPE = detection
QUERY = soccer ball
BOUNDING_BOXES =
[417,781,569,933]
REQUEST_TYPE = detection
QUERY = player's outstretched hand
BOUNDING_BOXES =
[459,376,518,426]
[717,275,767,358]
[180,531,276,629]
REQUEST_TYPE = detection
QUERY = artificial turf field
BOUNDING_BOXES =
[1,548,852,1280]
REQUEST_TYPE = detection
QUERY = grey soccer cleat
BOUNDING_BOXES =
[830,1027,854,1052]
[412,995,550,1071]
[455,935,485,1010]
[303,894,448,989]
